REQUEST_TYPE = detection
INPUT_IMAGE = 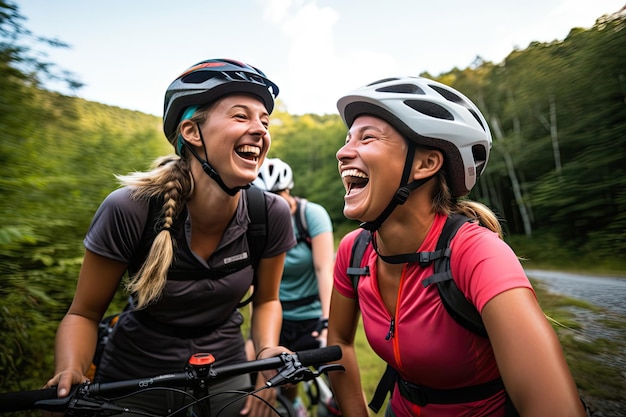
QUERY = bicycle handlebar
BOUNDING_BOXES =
[0,345,342,413]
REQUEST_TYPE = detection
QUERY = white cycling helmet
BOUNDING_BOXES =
[254,158,294,192]
[337,76,492,197]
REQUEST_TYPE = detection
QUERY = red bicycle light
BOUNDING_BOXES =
[188,353,215,366]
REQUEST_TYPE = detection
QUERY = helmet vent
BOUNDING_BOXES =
[404,100,454,120]
[429,84,487,131]
[367,77,401,87]
[429,84,467,104]
[468,109,487,131]
[182,71,217,84]
[472,144,488,175]
[376,84,425,95]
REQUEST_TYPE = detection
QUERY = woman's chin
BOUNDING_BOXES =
[343,205,365,222]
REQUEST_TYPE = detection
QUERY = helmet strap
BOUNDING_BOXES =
[182,124,249,196]
[359,142,433,231]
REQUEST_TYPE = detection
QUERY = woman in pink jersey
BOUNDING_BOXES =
[327,77,586,417]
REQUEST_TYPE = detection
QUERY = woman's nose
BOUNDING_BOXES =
[336,139,354,162]
[250,118,268,135]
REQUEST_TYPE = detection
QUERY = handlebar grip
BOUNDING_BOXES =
[297,345,342,367]
[0,387,59,412]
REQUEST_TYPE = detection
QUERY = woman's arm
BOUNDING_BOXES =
[327,288,369,417]
[250,253,287,358]
[246,253,288,417]
[311,229,335,341]
[46,250,127,397]
[483,287,586,417]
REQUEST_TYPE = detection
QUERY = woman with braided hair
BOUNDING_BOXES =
[45,59,295,417]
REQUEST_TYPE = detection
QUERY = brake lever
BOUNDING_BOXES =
[68,398,129,416]
[35,383,128,416]
[265,358,320,387]
[317,364,345,375]
[266,363,345,387]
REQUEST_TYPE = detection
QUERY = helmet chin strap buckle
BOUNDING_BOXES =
[200,161,244,196]
[394,187,411,205]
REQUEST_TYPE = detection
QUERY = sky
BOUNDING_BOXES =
[18,0,625,117]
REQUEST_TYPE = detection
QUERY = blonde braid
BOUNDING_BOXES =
[117,155,193,308]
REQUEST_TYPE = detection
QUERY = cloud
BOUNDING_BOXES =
[258,0,401,115]
[258,0,340,114]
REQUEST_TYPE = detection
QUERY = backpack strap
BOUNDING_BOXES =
[368,365,399,413]
[236,185,268,308]
[127,195,166,276]
[294,197,312,248]
[421,214,488,338]
[346,229,372,294]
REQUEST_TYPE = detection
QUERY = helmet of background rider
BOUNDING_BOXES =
[163,58,280,154]
[253,158,294,192]
[337,76,492,197]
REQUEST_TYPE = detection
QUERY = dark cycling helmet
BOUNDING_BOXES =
[163,58,279,143]
[337,76,492,197]
[253,158,294,192]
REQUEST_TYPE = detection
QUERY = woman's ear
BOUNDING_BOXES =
[413,148,444,180]
[180,120,201,147]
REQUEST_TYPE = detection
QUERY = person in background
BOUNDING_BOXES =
[44,58,295,417]
[252,157,335,417]
[327,76,586,417]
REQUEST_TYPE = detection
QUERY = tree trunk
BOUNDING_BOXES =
[536,95,562,174]
[490,116,533,237]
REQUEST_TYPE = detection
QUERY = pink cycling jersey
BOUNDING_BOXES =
[334,213,533,417]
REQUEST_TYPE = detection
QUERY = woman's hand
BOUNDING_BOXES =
[240,346,291,417]
[312,318,329,348]
[44,368,89,397]
[256,345,292,383]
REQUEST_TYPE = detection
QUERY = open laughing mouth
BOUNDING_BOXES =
[341,168,369,195]
[235,145,260,162]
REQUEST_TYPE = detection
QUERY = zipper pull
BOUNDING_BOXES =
[385,318,395,340]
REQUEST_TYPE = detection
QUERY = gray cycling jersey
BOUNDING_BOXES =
[84,186,295,381]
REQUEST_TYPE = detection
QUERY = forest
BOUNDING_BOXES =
[1,0,625,400]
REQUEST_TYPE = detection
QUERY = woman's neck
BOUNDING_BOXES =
[187,177,240,231]
[375,193,437,256]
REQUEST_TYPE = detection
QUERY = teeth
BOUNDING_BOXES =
[341,169,368,179]
[236,145,260,156]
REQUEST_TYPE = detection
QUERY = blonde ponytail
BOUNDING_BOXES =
[432,170,503,238]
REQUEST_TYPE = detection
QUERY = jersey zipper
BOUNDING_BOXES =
[385,318,395,340]
[390,264,407,370]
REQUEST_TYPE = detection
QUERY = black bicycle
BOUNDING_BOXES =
[0,346,343,417]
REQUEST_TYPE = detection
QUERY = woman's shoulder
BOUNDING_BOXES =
[85,187,151,262]
[262,189,291,217]
[102,186,134,204]
[303,199,331,218]
[95,187,152,218]
[336,228,366,258]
